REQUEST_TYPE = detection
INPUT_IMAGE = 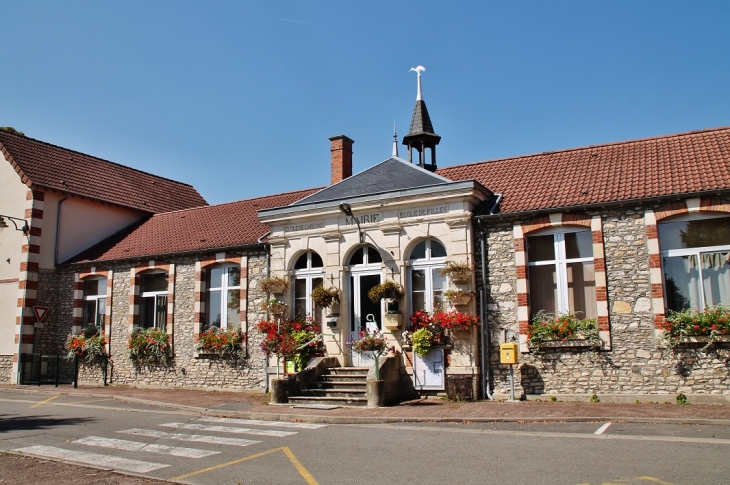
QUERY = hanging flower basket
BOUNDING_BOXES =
[368,280,405,303]
[443,289,476,306]
[262,298,288,316]
[311,285,340,308]
[260,276,290,294]
[438,261,472,283]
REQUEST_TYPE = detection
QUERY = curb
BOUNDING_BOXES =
[5,386,730,427]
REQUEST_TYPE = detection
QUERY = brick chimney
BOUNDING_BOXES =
[329,135,354,184]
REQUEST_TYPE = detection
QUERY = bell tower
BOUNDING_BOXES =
[402,66,441,172]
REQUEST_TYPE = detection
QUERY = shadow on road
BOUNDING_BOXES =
[0,415,96,433]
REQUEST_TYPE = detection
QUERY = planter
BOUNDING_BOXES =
[386,300,401,314]
[384,312,402,330]
[531,339,598,351]
[675,335,730,345]
[270,378,291,404]
[268,303,287,316]
[449,294,472,306]
[367,379,385,407]
[269,283,287,294]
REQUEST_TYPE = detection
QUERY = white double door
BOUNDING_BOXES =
[348,271,383,367]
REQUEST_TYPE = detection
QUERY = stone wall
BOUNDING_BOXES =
[483,202,730,396]
[55,251,271,390]
[0,355,12,383]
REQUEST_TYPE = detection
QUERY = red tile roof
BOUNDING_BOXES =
[437,127,730,215]
[0,131,207,213]
[68,188,320,264]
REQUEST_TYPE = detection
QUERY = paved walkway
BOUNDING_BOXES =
[4,384,730,425]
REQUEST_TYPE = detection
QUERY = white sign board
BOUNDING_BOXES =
[413,348,445,390]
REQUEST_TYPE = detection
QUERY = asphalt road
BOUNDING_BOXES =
[1,392,729,484]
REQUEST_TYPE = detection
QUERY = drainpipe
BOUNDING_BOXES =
[54,193,70,266]
[479,194,500,401]
[258,231,271,393]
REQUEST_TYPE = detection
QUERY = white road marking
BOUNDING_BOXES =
[13,445,169,473]
[160,422,296,437]
[118,428,261,447]
[594,422,612,435]
[199,416,326,429]
[73,436,219,458]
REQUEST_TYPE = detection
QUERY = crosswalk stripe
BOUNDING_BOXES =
[160,422,296,437]
[199,416,327,429]
[73,436,220,458]
[13,445,169,473]
[118,428,261,447]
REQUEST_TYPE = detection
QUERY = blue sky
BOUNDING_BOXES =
[2,1,730,205]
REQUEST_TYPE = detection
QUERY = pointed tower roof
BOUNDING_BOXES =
[402,66,441,172]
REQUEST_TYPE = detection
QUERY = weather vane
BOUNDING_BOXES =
[409,65,426,101]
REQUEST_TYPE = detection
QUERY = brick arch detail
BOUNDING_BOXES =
[645,198,730,335]
[513,213,610,352]
[72,268,114,337]
[194,253,247,345]
[129,262,175,342]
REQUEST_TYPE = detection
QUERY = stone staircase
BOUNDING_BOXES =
[288,367,369,407]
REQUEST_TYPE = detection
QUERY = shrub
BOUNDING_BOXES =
[128,327,171,365]
[196,326,245,358]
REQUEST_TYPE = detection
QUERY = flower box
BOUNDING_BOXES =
[533,339,598,350]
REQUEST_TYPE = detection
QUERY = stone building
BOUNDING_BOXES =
[1,75,729,400]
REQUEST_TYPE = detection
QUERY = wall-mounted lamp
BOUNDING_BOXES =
[339,202,364,243]
[0,215,29,235]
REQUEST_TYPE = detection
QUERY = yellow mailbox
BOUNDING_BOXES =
[500,342,519,365]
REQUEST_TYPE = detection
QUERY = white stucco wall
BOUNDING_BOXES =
[0,157,29,355]
[40,192,145,268]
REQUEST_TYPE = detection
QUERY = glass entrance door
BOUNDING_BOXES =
[349,272,382,367]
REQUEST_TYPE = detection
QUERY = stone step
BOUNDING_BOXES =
[300,388,366,398]
[318,375,368,383]
[287,395,368,407]
[309,380,367,390]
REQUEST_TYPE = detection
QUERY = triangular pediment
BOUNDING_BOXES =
[292,157,452,206]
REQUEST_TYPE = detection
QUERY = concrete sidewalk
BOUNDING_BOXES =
[5,384,730,426]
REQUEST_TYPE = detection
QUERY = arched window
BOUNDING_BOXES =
[139,271,168,330]
[658,214,730,311]
[526,228,596,318]
[82,277,107,332]
[206,265,241,330]
[408,239,447,313]
[293,251,324,320]
[348,246,382,266]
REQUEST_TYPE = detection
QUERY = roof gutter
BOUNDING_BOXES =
[474,189,730,223]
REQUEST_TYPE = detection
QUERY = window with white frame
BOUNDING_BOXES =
[409,239,448,313]
[139,272,168,330]
[526,229,596,318]
[82,277,107,332]
[658,214,730,312]
[293,251,324,321]
[206,265,241,330]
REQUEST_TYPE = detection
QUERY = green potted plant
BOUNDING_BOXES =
[368,280,405,314]
[348,330,389,407]
[311,285,341,308]
[411,327,434,357]
[260,275,290,294]
[438,261,472,283]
